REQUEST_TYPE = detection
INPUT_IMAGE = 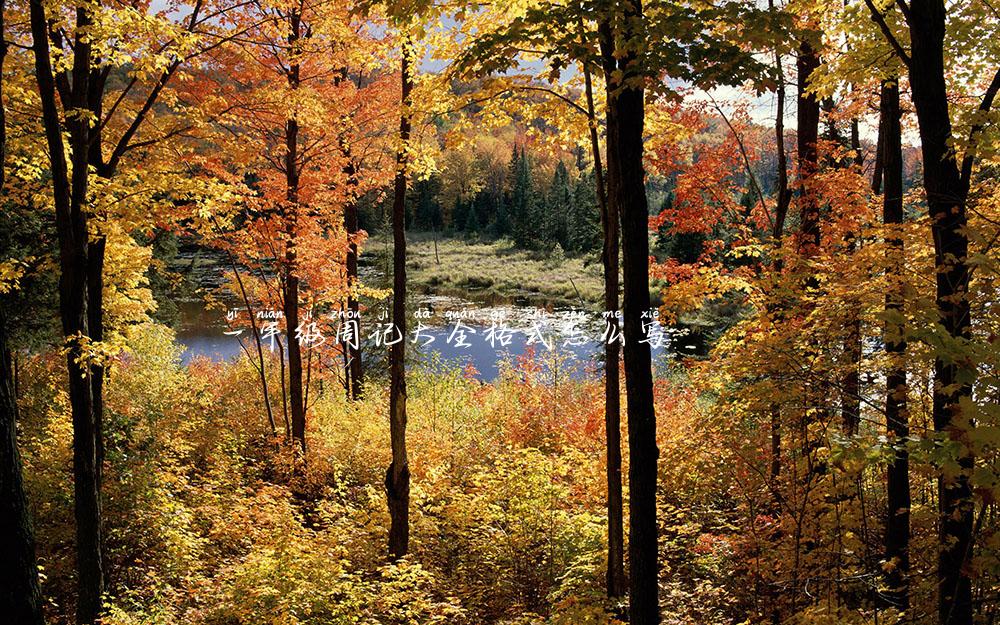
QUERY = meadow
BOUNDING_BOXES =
[394,234,606,308]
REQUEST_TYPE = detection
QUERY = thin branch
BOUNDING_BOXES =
[960,66,1000,187]
[705,91,773,232]
[459,83,589,118]
[863,0,911,66]
[894,0,911,20]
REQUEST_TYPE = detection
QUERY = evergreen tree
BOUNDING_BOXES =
[451,196,467,233]
[544,161,572,248]
[412,176,442,231]
[651,192,707,263]
[472,188,492,235]
[492,193,511,238]
[464,197,479,234]
[568,169,601,253]
[508,146,535,248]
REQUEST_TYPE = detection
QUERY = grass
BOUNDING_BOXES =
[400,232,605,309]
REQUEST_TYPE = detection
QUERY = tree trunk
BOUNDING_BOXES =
[584,25,624,597]
[387,33,413,561]
[842,111,862,437]
[796,39,821,256]
[907,3,974,622]
[284,13,306,455]
[0,12,46,619]
[880,78,911,615]
[771,47,790,249]
[0,315,46,625]
[343,160,363,400]
[768,28,789,484]
[0,0,5,193]
[216,234,278,437]
[28,4,104,622]
[601,1,659,621]
[88,237,105,491]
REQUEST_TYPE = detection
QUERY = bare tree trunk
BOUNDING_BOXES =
[600,2,659,621]
[387,32,413,561]
[87,237,105,491]
[0,315,46,625]
[277,336,290,440]
[284,12,306,455]
[0,13,46,617]
[215,231,277,437]
[768,27,789,484]
[343,161,363,400]
[880,78,911,615]
[796,39,821,256]
[28,3,104,621]
[906,4,976,622]
[842,108,863,437]
[582,18,624,599]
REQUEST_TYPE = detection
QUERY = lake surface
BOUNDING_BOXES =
[175,295,685,381]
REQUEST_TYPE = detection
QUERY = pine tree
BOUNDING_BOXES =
[492,194,511,238]
[568,169,600,253]
[473,188,492,235]
[464,197,479,234]
[545,160,572,248]
[413,177,442,231]
[451,197,468,233]
[509,146,534,248]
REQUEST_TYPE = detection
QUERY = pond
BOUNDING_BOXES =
[175,295,691,381]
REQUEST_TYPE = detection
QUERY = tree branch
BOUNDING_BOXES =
[459,83,589,118]
[863,0,911,67]
[960,66,1000,187]
[705,91,773,232]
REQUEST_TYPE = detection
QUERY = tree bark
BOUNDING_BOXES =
[0,315,46,625]
[28,3,105,622]
[219,240,277,438]
[584,26,624,598]
[841,110,863,437]
[0,0,5,193]
[387,33,413,561]
[769,29,789,483]
[907,2,974,622]
[880,78,911,615]
[772,46,790,249]
[284,12,306,455]
[600,1,659,621]
[343,156,363,400]
[88,237,105,492]
[796,39,821,256]
[0,11,46,618]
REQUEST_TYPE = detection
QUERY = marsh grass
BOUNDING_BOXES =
[400,232,605,308]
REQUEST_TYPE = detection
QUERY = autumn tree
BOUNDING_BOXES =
[450,1,626,596]
[598,3,763,619]
[879,75,910,616]
[190,0,395,450]
[859,1,1000,621]
[23,1,253,619]
[593,3,659,621]
[387,28,414,559]
[451,2,764,617]
[0,5,45,616]
[28,0,106,616]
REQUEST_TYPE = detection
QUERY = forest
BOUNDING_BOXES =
[0,0,998,624]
